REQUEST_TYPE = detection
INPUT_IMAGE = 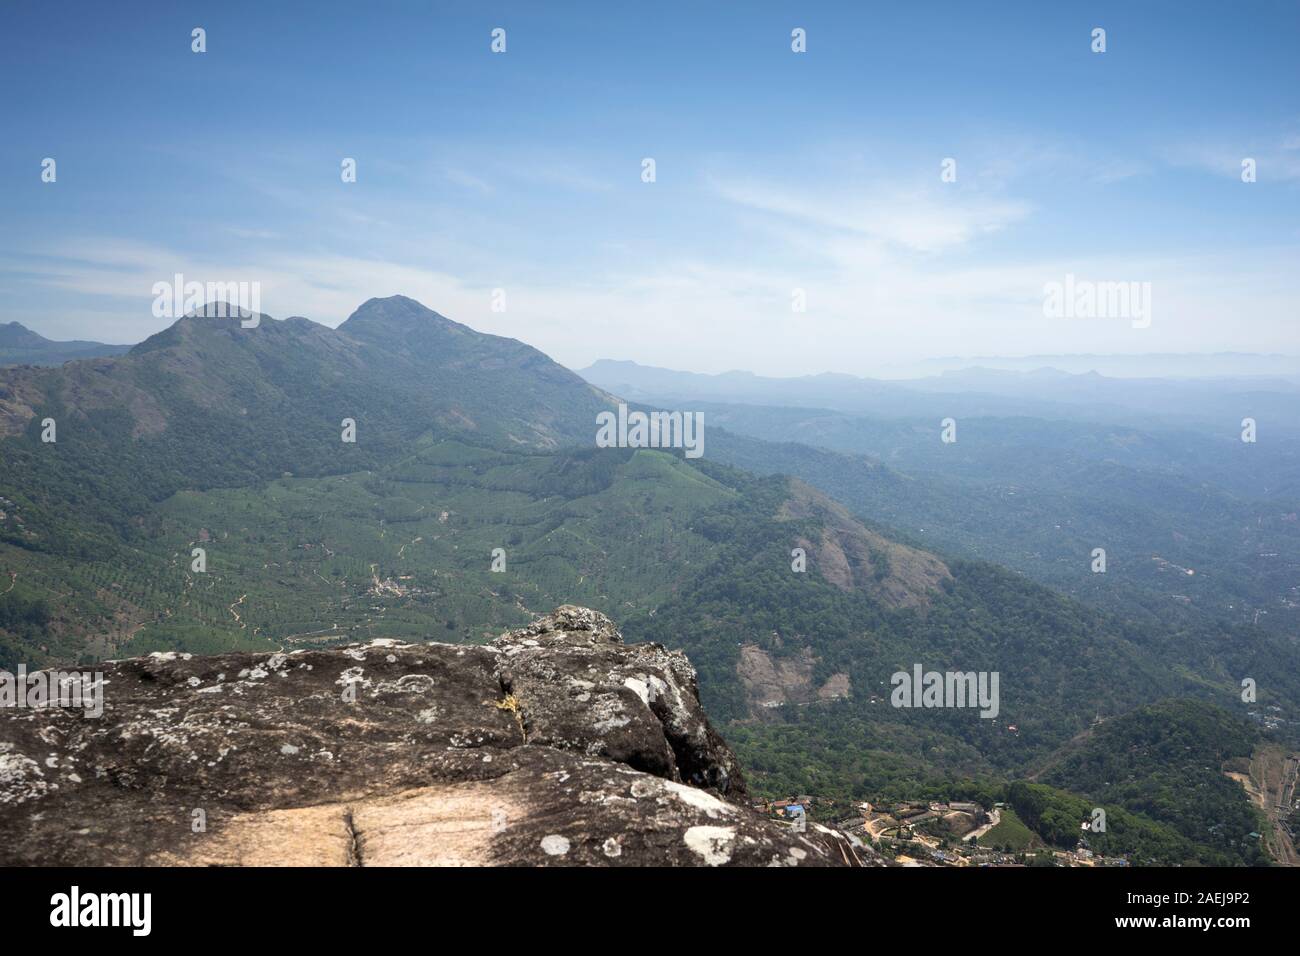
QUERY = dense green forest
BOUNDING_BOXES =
[1034,699,1269,865]
[705,423,1300,637]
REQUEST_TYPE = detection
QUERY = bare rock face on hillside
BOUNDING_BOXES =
[0,606,866,866]
[736,644,851,714]
[781,479,951,609]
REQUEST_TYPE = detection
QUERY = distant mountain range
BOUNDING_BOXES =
[0,321,130,366]
[883,352,1300,380]
[578,358,1300,435]
[579,358,1300,632]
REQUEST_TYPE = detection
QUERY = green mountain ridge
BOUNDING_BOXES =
[0,321,130,367]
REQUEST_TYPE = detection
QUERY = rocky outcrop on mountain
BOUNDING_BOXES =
[0,606,868,866]
[781,479,951,608]
[736,644,850,713]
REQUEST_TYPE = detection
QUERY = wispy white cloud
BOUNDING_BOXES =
[1163,130,1300,182]
[710,175,1031,253]
[5,130,1298,375]
[442,166,495,194]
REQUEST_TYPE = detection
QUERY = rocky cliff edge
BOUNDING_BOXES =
[0,606,865,866]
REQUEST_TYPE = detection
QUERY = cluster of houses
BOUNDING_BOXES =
[868,800,986,841]
[753,795,823,829]
[0,495,31,537]
[756,794,1133,867]
[1246,704,1287,732]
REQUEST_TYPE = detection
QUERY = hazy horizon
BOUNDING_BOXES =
[8,307,1300,383]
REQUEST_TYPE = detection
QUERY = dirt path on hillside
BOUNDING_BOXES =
[1228,744,1298,866]
[964,808,1001,843]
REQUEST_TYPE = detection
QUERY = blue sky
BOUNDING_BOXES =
[2,0,1298,374]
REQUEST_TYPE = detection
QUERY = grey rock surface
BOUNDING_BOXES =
[0,606,865,866]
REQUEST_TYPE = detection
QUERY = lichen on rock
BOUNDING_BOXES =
[0,606,863,866]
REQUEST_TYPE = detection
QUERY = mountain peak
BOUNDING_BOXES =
[342,295,465,332]
[0,321,49,348]
[0,321,130,367]
[128,305,280,356]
